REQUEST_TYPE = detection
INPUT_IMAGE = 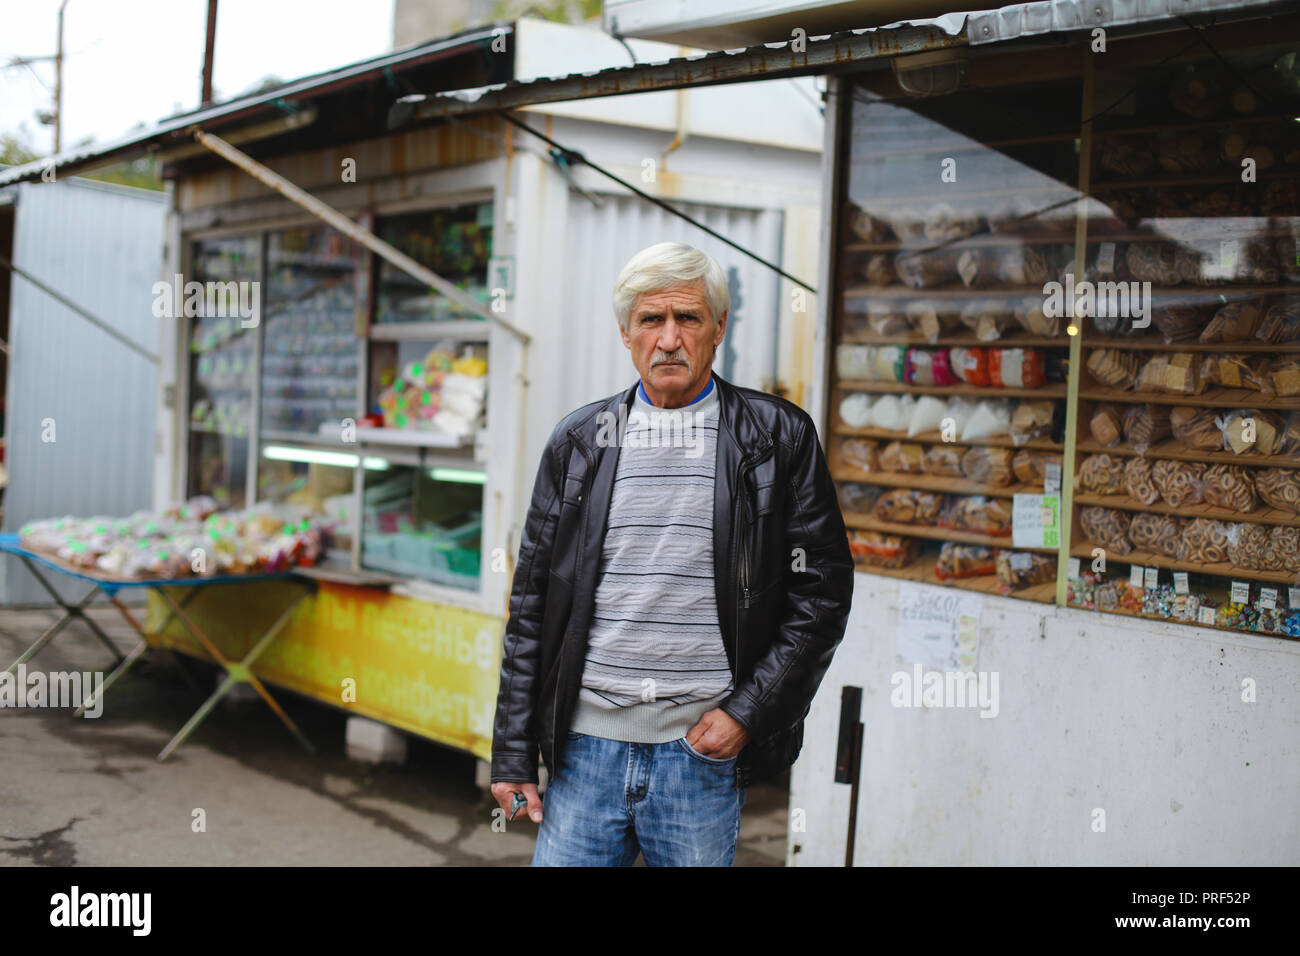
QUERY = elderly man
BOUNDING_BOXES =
[490,241,853,866]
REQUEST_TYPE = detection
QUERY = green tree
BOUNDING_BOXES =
[488,0,602,23]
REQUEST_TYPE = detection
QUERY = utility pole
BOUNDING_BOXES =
[201,0,218,106]
[53,0,69,153]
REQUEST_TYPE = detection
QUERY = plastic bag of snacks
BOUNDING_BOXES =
[906,300,961,343]
[1216,409,1286,456]
[1086,348,1141,388]
[1255,468,1300,514]
[940,496,1013,535]
[872,489,945,525]
[994,549,1055,593]
[837,437,880,472]
[1123,456,1160,505]
[1152,459,1206,508]
[847,530,920,569]
[905,348,957,386]
[960,447,1015,486]
[1202,464,1258,513]
[1121,404,1170,453]
[1089,403,1124,447]
[960,300,1016,342]
[922,444,964,477]
[1176,518,1230,564]
[1012,450,1062,485]
[836,482,882,515]
[1224,521,1283,571]
[879,441,924,473]
[989,348,1046,388]
[1079,506,1133,555]
[1200,353,1273,393]
[1010,400,1056,446]
[934,543,996,581]
[1169,407,1222,451]
[1127,513,1182,557]
[869,394,916,431]
[1076,453,1127,495]
[949,347,991,386]
[838,392,874,427]
[961,399,1013,441]
[907,394,949,437]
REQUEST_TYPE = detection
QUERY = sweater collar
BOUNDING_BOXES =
[636,373,715,409]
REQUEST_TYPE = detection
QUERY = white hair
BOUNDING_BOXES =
[612,242,729,332]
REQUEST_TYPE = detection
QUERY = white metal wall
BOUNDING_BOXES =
[2,178,164,605]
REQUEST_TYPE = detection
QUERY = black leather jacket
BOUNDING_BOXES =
[489,374,854,789]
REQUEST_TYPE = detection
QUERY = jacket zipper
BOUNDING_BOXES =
[552,434,594,772]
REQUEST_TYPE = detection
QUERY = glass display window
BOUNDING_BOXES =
[374,202,493,325]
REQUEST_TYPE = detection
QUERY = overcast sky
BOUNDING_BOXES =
[1,0,394,155]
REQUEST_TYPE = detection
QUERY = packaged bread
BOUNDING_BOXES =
[957,248,996,289]
[1123,456,1160,505]
[1152,299,1213,344]
[1225,521,1279,571]
[905,299,961,343]
[934,543,996,581]
[838,392,874,428]
[1270,525,1300,573]
[838,437,881,473]
[960,299,1016,342]
[1201,353,1272,393]
[997,245,1053,286]
[1176,518,1230,564]
[922,444,964,477]
[885,208,926,242]
[1257,296,1300,344]
[847,205,894,242]
[1079,506,1133,555]
[989,348,1046,388]
[1266,356,1300,397]
[1121,404,1171,452]
[1013,298,1062,338]
[1170,406,1223,451]
[1128,513,1182,557]
[994,550,1055,593]
[1217,409,1285,456]
[1077,453,1128,495]
[949,347,990,385]
[872,489,945,525]
[895,250,958,289]
[1137,352,1203,394]
[1199,298,1266,343]
[940,496,1013,535]
[924,203,983,241]
[1152,459,1207,507]
[861,253,895,287]
[1126,243,1182,284]
[1283,414,1300,457]
[847,530,920,569]
[1010,400,1056,446]
[960,446,1015,486]
[836,482,883,515]
[879,440,924,473]
[1089,403,1124,447]
[1086,348,1140,388]
[867,301,910,336]
[1202,464,1258,513]
[1254,467,1300,515]
[1012,450,1063,485]
[905,348,958,386]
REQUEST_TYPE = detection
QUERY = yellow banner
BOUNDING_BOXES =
[145,580,503,761]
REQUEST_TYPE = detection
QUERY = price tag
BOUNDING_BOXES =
[1097,241,1116,275]
[1144,566,1159,590]
[1043,463,1062,495]
[1260,587,1278,611]
[1130,565,1145,588]
[1290,586,1300,608]
[1012,494,1059,549]
[1197,605,1216,625]
[1174,571,1189,594]
[1067,557,1081,580]
[1220,238,1239,273]
[1009,552,1032,571]
[1230,580,1250,604]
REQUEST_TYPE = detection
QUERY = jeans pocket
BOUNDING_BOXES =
[565,730,585,740]
[677,736,735,766]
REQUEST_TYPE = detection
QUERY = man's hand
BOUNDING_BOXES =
[490,781,543,824]
[686,709,751,760]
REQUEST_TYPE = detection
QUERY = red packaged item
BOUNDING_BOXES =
[934,543,996,580]
[989,348,1046,388]
[905,348,957,386]
[949,347,991,386]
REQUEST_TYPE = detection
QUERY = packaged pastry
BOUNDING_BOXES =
[949,347,991,386]
[1128,513,1182,557]
[838,392,874,428]
[1199,298,1267,343]
[908,394,950,437]
[867,302,910,337]
[921,444,964,477]
[1086,348,1141,388]
[1202,464,1259,513]
[1126,243,1182,284]
[1152,459,1207,508]
[847,530,920,569]
[838,437,880,473]
[934,543,996,581]
[960,446,1015,486]
[905,348,957,386]
[1089,403,1124,447]
[837,482,883,514]
[1123,456,1160,505]
[1257,296,1300,344]
[1010,400,1056,445]
[1121,404,1171,452]
[940,496,1013,536]
[860,254,895,287]
[1201,353,1272,393]
[1170,407,1223,451]
[1079,506,1133,555]
[960,299,1016,342]
[1266,357,1300,397]
[997,245,1053,286]
[989,348,1046,388]
[995,550,1056,594]
[905,300,961,343]
[872,489,944,525]
[1012,450,1063,485]
[1077,453,1128,495]
[960,399,1013,441]
[957,248,996,289]
[924,203,983,241]
[846,205,894,243]
[1137,352,1203,394]
[1176,517,1230,564]
[1225,521,1280,571]
[879,440,924,473]
[895,250,958,289]
[1217,409,1285,456]
[1152,299,1213,344]
[1270,525,1300,573]
[1254,467,1300,515]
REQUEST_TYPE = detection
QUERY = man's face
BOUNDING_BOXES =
[619,282,726,409]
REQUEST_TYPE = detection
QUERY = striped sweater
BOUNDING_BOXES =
[568,375,734,743]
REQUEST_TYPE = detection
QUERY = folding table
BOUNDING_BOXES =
[0,533,317,760]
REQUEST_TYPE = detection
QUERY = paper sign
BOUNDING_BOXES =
[1173,571,1189,594]
[1290,586,1300,608]
[1230,581,1250,604]
[1012,493,1060,548]
[1220,238,1239,272]
[1130,565,1145,588]
[1260,587,1278,611]
[896,582,983,673]
[1198,605,1216,625]
[1097,242,1116,276]
[1043,463,1062,495]
[1144,566,1159,589]
[1067,557,1081,580]
[1010,552,1031,571]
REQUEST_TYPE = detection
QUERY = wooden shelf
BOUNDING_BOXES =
[839,330,1069,348]
[831,423,1063,452]
[837,379,1069,400]
[843,284,1056,298]
[1070,541,1300,586]
[1091,167,1300,191]
[1066,598,1298,642]
[1092,110,1300,140]
[843,512,1056,552]
[1084,335,1300,353]
[1075,437,1300,470]
[846,130,1077,161]
[1074,492,1300,527]
[831,464,1042,499]
[851,553,1057,604]
[1079,384,1300,411]
[842,233,1084,253]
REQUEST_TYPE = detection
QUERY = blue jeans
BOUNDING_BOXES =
[531,731,747,866]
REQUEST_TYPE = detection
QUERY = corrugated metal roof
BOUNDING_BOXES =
[0,22,510,189]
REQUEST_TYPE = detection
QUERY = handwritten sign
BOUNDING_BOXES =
[1012,493,1060,549]
[896,581,983,673]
